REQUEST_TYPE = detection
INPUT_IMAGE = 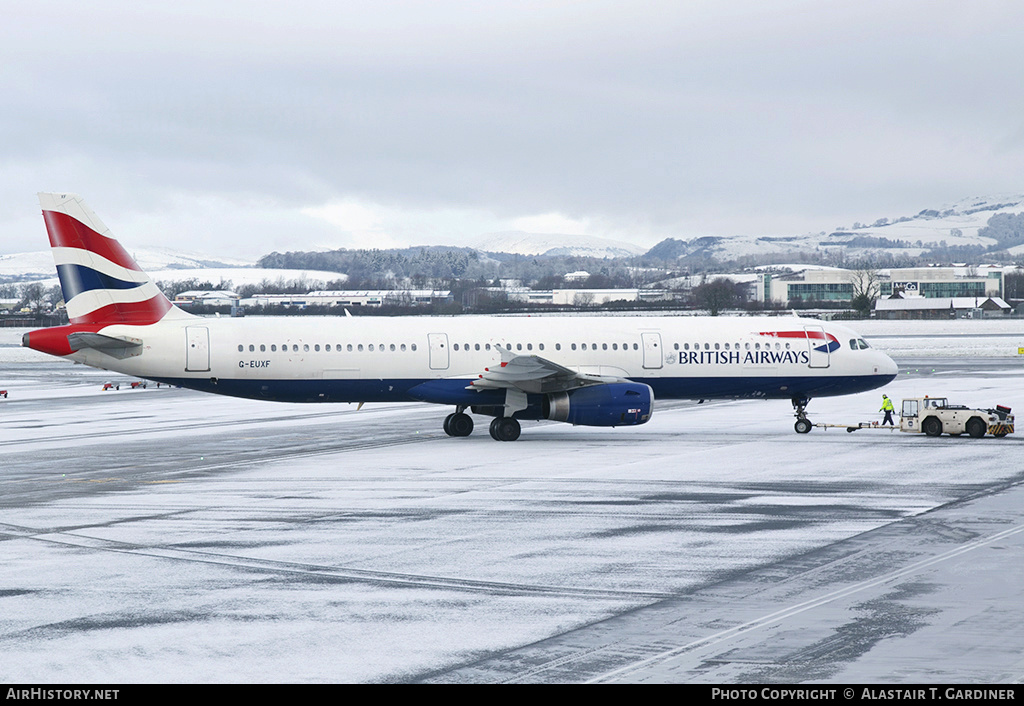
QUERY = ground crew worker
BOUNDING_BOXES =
[880,394,894,426]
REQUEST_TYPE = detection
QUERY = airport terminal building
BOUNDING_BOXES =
[755,267,1005,307]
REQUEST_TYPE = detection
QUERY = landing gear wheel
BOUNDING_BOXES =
[444,412,474,437]
[922,417,943,437]
[966,417,986,439]
[489,417,521,441]
[791,396,812,435]
[449,413,473,437]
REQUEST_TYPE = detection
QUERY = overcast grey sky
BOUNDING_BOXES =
[2,0,1022,258]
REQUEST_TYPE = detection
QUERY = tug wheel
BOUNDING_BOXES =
[922,417,943,437]
[966,417,986,439]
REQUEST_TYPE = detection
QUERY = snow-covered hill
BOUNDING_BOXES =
[665,194,1024,261]
[4,195,1023,285]
[0,251,58,282]
[0,247,345,288]
[0,247,254,283]
[475,231,646,258]
[816,194,1024,248]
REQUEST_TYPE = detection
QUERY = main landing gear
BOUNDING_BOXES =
[489,416,521,442]
[793,396,813,434]
[443,408,474,437]
[443,408,521,441]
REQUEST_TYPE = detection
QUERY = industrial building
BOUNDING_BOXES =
[874,295,1011,319]
[755,267,1005,307]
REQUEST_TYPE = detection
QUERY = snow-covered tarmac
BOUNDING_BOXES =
[2,320,1024,683]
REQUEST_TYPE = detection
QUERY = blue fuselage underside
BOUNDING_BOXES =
[149,373,897,405]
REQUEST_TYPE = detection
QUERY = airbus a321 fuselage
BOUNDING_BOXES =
[23,193,898,440]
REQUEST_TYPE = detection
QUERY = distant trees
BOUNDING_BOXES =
[842,235,913,249]
[258,246,486,282]
[848,265,881,318]
[532,274,564,290]
[1004,267,1024,302]
[156,277,236,298]
[692,277,745,316]
[19,283,47,313]
[12,283,62,313]
[978,212,1024,250]
[572,291,596,308]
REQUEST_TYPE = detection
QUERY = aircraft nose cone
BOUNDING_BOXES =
[877,352,899,378]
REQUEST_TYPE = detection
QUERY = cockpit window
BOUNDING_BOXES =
[849,338,870,350]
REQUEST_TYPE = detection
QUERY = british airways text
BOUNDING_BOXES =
[679,350,811,365]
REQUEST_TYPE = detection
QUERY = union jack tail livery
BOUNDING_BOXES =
[23,194,191,359]
[40,193,181,326]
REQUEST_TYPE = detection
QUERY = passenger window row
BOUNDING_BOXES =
[236,337,854,357]
[470,342,641,352]
[236,341,646,355]
[672,341,791,351]
[238,343,419,353]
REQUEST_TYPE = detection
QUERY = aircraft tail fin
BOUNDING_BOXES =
[38,193,188,325]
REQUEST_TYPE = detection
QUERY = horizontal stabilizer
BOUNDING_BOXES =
[67,332,143,359]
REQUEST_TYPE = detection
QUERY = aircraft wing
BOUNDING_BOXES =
[467,345,620,394]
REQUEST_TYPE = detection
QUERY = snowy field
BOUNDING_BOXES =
[2,319,1024,683]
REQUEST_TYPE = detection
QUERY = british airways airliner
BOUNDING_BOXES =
[23,193,898,440]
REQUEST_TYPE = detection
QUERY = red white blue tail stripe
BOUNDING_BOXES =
[39,193,174,325]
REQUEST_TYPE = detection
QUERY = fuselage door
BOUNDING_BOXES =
[805,325,830,368]
[641,332,663,370]
[185,326,210,372]
[428,333,449,370]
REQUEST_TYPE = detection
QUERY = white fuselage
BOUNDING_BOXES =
[63,313,898,405]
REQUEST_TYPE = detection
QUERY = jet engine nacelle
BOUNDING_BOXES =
[544,382,654,427]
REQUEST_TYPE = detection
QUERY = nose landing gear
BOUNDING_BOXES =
[793,396,813,434]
